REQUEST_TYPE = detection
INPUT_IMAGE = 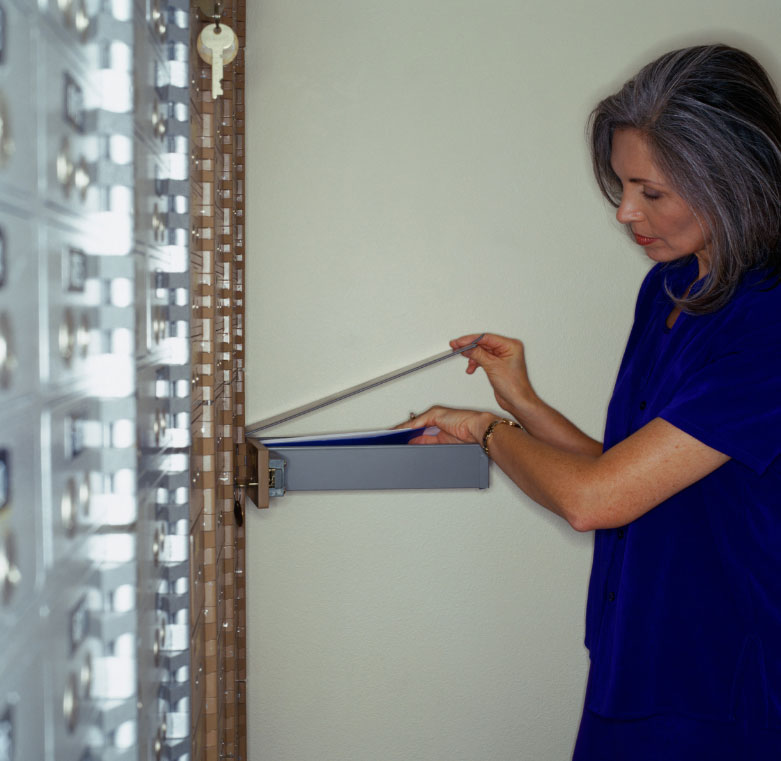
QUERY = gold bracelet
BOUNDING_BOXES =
[481,417,523,456]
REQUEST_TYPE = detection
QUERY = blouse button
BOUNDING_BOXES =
[607,591,616,602]
[617,528,625,539]
[639,400,647,410]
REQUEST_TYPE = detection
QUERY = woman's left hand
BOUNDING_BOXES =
[404,406,496,445]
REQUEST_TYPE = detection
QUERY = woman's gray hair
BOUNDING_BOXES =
[589,44,781,313]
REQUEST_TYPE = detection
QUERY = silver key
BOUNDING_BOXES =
[197,23,239,100]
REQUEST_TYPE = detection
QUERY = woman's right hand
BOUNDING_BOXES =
[450,333,537,421]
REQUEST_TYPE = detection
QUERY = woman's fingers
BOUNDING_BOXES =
[392,410,435,430]
[462,344,503,373]
[407,406,497,444]
[402,406,451,434]
[453,332,521,359]
[408,429,462,445]
[450,333,485,349]
[451,333,500,352]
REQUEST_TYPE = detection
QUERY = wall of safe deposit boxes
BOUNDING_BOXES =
[0,0,192,759]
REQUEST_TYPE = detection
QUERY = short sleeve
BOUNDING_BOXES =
[658,287,781,474]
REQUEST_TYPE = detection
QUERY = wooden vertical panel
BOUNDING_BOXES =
[190,0,247,759]
[231,10,248,760]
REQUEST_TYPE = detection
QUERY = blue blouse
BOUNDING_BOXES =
[584,257,781,729]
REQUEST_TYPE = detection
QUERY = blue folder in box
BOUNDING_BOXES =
[259,426,438,448]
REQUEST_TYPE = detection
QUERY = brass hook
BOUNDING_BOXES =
[195,0,222,30]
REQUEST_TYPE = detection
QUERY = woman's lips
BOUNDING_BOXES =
[634,233,658,246]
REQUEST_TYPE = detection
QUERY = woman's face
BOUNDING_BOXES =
[610,128,709,275]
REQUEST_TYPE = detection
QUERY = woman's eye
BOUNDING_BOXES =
[642,189,661,200]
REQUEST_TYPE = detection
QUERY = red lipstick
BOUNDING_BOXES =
[634,233,657,246]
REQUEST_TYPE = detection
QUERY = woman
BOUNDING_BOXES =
[406,45,781,759]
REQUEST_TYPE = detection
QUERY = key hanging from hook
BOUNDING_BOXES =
[197,16,239,99]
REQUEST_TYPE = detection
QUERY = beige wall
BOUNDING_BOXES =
[244,2,780,759]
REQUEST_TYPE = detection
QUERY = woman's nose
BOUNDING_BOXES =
[616,196,643,224]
